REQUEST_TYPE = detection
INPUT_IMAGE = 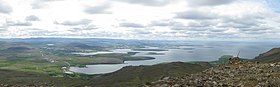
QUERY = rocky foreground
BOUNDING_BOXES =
[142,61,280,87]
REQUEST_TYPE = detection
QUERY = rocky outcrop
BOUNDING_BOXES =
[143,61,280,87]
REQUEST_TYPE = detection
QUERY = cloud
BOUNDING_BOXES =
[54,19,92,26]
[119,22,145,28]
[0,0,279,40]
[130,28,152,34]
[0,25,6,32]
[209,28,227,32]
[31,0,63,9]
[215,14,265,32]
[171,25,208,31]
[81,25,98,30]
[168,1,277,39]
[28,29,58,36]
[218,22,252,29]
[7,21,32,26]
[31,2,47,9]
[238,25,270,33]
[68,25,98,32]
[164,20,212,31]
[175,10,216,20]
[187,21,213,27]
[116,0,173,6]
[84,4,111,14]
[0,0,13,14]
[186,0,235,6]
[25,15,40,21]
[149,20,178,27]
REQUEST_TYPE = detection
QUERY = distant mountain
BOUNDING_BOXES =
[67,43,103,50]
[89,62,212,87]
[68,43,93,49]
[253,48,280,63]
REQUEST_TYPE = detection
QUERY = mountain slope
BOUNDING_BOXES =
[144,62,280,87]
[253,48,280,63]
[89,62,212,87]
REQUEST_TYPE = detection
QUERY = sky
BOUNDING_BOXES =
[0,0,280,40]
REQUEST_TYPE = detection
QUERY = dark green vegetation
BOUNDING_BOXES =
[89,62,212,87]
[0,69,88,87]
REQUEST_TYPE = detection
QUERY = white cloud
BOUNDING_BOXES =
[119,22,145,28]
[0,0,13,14]
[0,0,279,40]
[54,19,92,26]
[84,3,112,14]
[115,0,174,6]
[175,9,216,20]
[25,15,40,21]
[186,0,235,6]
[6,20,32,26]
[30,0,63,9]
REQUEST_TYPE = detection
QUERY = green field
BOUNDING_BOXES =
[0,41,156,78]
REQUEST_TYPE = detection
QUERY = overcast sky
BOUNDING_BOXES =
[0,0,280,40]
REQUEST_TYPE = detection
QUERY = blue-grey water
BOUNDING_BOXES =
[70,41,280,74]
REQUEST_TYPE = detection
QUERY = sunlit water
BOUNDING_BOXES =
[70,41,280,74]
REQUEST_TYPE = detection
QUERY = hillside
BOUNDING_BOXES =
[89,62,212,87]
[144,61,280,87]
[0,62,212,87]
[0,69,89,87]
[0,47,31,53]
[253,48,280,63]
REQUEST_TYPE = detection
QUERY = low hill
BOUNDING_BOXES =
[89,62,212,87]
[67,43,103,50]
